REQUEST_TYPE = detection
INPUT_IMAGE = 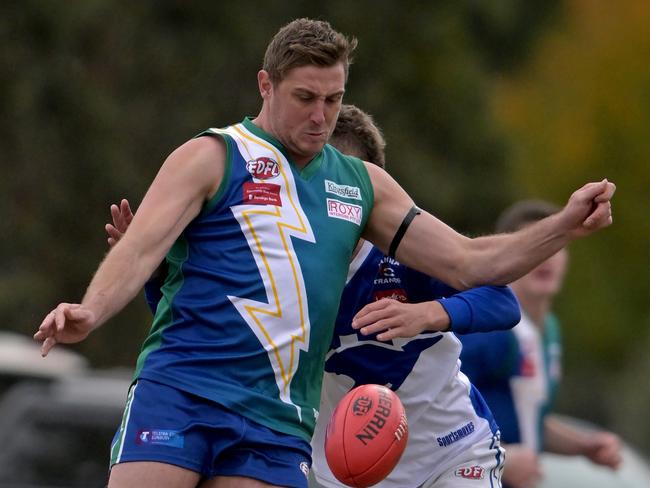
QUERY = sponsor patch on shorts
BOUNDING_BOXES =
[243,182,282,206]
[324,180,362,200]
[135,429,184,448]
[326,198,362,226]
[455,465,485,480]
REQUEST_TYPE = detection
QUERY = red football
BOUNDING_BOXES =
[324,384,408,488]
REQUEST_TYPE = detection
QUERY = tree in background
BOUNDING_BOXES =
[492,0,650,454]
[1,1,559,367]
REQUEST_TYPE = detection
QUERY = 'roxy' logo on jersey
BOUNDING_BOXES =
[327,198,362,226]
[247,157,280,180]
[324,180,362,200]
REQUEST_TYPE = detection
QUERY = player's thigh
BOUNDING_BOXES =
[108,461,201,488]
[307,470,329,488]
[200,475,287,488]
[421,432,504,488]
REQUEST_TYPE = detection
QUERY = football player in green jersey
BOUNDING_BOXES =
[35,17,615,488]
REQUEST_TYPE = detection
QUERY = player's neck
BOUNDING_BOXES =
[250,114,312,168]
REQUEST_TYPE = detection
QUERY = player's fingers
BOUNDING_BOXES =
[574,179,608,204]
[110,203,122,228]
[36,310,55,332]
[53,304,70,333]
[377,327,404,341]
[121,199,134,224]
[594,181,616,202]
[584,202,612,229]
[41,336,57,357]
[352,299,391,323]
[105,224,123,241]
[353,309,393,330]
[359,318,396,336]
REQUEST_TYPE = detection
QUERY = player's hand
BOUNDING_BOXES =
[559,179,616,238]
[105,198,134,247]
[502,445,542,488]
[583,431,622,469]
[33,303,97,357]
[351,299,450,341]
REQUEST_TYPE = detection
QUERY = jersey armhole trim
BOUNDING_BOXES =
[198,131,233,215]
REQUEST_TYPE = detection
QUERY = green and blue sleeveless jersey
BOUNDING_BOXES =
[134,118,373,442]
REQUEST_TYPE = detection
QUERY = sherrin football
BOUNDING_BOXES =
[324,384,408,488]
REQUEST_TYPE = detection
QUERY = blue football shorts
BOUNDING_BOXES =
[110,378,312,488]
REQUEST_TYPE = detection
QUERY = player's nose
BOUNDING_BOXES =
[309,101,326,125]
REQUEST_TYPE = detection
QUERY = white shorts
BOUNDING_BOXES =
[420,432,505,488]
[309,431,504,488]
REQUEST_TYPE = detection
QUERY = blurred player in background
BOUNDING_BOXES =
[110,105,518,488]
[459,200,622,488]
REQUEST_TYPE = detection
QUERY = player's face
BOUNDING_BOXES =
[263,63,346,165]
[516,248,569,299]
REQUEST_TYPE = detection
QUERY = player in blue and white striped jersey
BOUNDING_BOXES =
[310,106,516,488]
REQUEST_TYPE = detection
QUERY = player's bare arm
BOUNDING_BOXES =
[34,136,226,356]
[544,415,622,469]
[363,162,615,290]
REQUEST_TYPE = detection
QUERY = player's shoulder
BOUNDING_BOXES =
[171,135,226,171]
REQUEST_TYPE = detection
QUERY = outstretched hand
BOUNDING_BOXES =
[351,299,449,341]
[584,431,622,470]
[105,199,134,247]
[561,179,616,238]
[33,303,97,357]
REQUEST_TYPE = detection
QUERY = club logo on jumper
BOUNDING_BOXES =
[374,289,408,302]
[455,466,485,480]
[299,461,310,478]
[355,388,392,445]
[243,182,282,206]
[246,157,280,180]
[135,429,184,448]
[352,396,373,416]
[324,180,362,200]
[436,421,475,447]
[374,257,402,285]
[327,198,362,226]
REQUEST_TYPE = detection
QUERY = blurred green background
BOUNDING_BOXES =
[2,0,648,454]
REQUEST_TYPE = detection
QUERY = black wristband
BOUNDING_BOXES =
[388,206,421,258]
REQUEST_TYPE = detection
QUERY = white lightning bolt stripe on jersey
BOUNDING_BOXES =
[219,124,315,420]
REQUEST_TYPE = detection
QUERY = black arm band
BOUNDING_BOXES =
[388,206,421,258]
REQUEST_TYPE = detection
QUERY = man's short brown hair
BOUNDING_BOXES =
[495,199,562,233]
[330,104,386,168]
[263,18,357,83]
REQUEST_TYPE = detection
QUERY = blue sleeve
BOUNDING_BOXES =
[459,330,520,385]
[433,284,521,335]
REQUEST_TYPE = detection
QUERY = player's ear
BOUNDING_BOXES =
[258,70,273,99]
